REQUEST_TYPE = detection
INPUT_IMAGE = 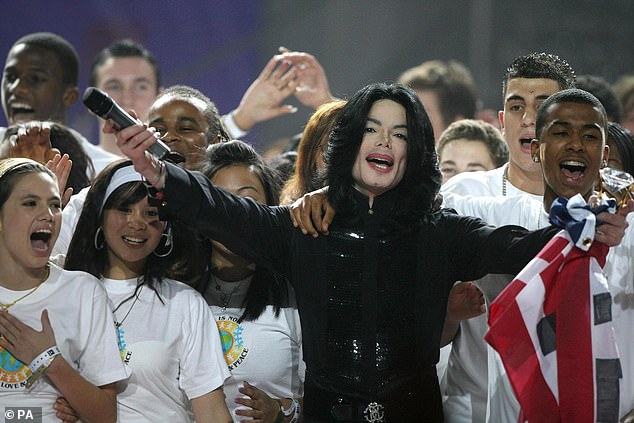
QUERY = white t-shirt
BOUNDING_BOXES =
[444,191,634,421]
[597,213,634,418]
[442,191,547,423]
[441,164,543,202]
[439,166,544,423]
[204,275,304,422]
[0,264,128,422]
[102,276,229,423]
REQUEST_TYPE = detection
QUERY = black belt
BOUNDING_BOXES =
[304,380,442,422]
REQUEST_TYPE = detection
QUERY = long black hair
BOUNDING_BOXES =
[201,140,289,321]
[326,82,441,224]
[64,159,205,300]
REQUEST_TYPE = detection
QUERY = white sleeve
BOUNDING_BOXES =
[179,290,231,399]
[441,171,493,197]
[53,188,89,257]
[441,191,499,223]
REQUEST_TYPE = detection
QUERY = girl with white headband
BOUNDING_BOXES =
[64,159,232,423]
[0,158,127,422]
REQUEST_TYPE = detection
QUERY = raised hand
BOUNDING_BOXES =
[595,197,634,246]
[46,153,73,207]
[231,55,300,133]
[0,122,60,163]
[278,46,336,110]
[106,115,164,187]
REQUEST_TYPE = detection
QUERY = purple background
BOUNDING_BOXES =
[2,1,634,152]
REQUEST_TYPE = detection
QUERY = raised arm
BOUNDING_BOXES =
[110,121,294,270]
[225,54,300,137]
[278,47,336,110]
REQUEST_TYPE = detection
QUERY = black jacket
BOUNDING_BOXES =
[155,163,557,421]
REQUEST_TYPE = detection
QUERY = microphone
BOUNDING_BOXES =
[82,87,171,160]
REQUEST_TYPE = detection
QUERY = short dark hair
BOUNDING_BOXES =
[12,32,79,86]
[502,52,576,98]
[536,88,607,140]
[607,122,634,176]
[398,60,478,126]
[327,82,440,223]
[576,74,623,123]
[152,85,230,144]
[89,38,161,90]
[437,119,508,168]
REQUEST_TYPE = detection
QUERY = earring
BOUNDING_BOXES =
[601,160,608,168]
[153,223,173,258]
[94,226,104,250]
[532,155,540,163]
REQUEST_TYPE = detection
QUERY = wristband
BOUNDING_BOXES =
[289,400,301,423]
[26,346,61,389]
[222,112,248,139]
[277,398,300,423]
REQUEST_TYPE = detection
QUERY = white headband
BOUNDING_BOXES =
[101,166,145,211]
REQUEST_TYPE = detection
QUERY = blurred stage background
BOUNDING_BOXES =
[2,0,633,152]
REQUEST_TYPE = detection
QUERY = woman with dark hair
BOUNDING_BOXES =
[64,159,231,422]
[199,140,304,422]
[0,158,126,422]
[606,121,634,176]
[109,82,626,422]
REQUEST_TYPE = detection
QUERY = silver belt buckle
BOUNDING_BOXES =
[363,402,385,422]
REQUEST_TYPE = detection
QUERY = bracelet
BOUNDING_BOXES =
[275,398,300,423]
[289,400,301,423]
[222,112,248,139]
[26,345,61,389]
[280,398,298,417]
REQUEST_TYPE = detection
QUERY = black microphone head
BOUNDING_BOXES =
[83,87,113,117]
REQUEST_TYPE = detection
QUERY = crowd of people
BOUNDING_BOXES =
[1,30,634,423]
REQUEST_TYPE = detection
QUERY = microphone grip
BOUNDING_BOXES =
[108,102,171,160]
[83,87,170,160]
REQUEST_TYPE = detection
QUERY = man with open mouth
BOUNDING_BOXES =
[439,52,577,423]
[0,32,119,174]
